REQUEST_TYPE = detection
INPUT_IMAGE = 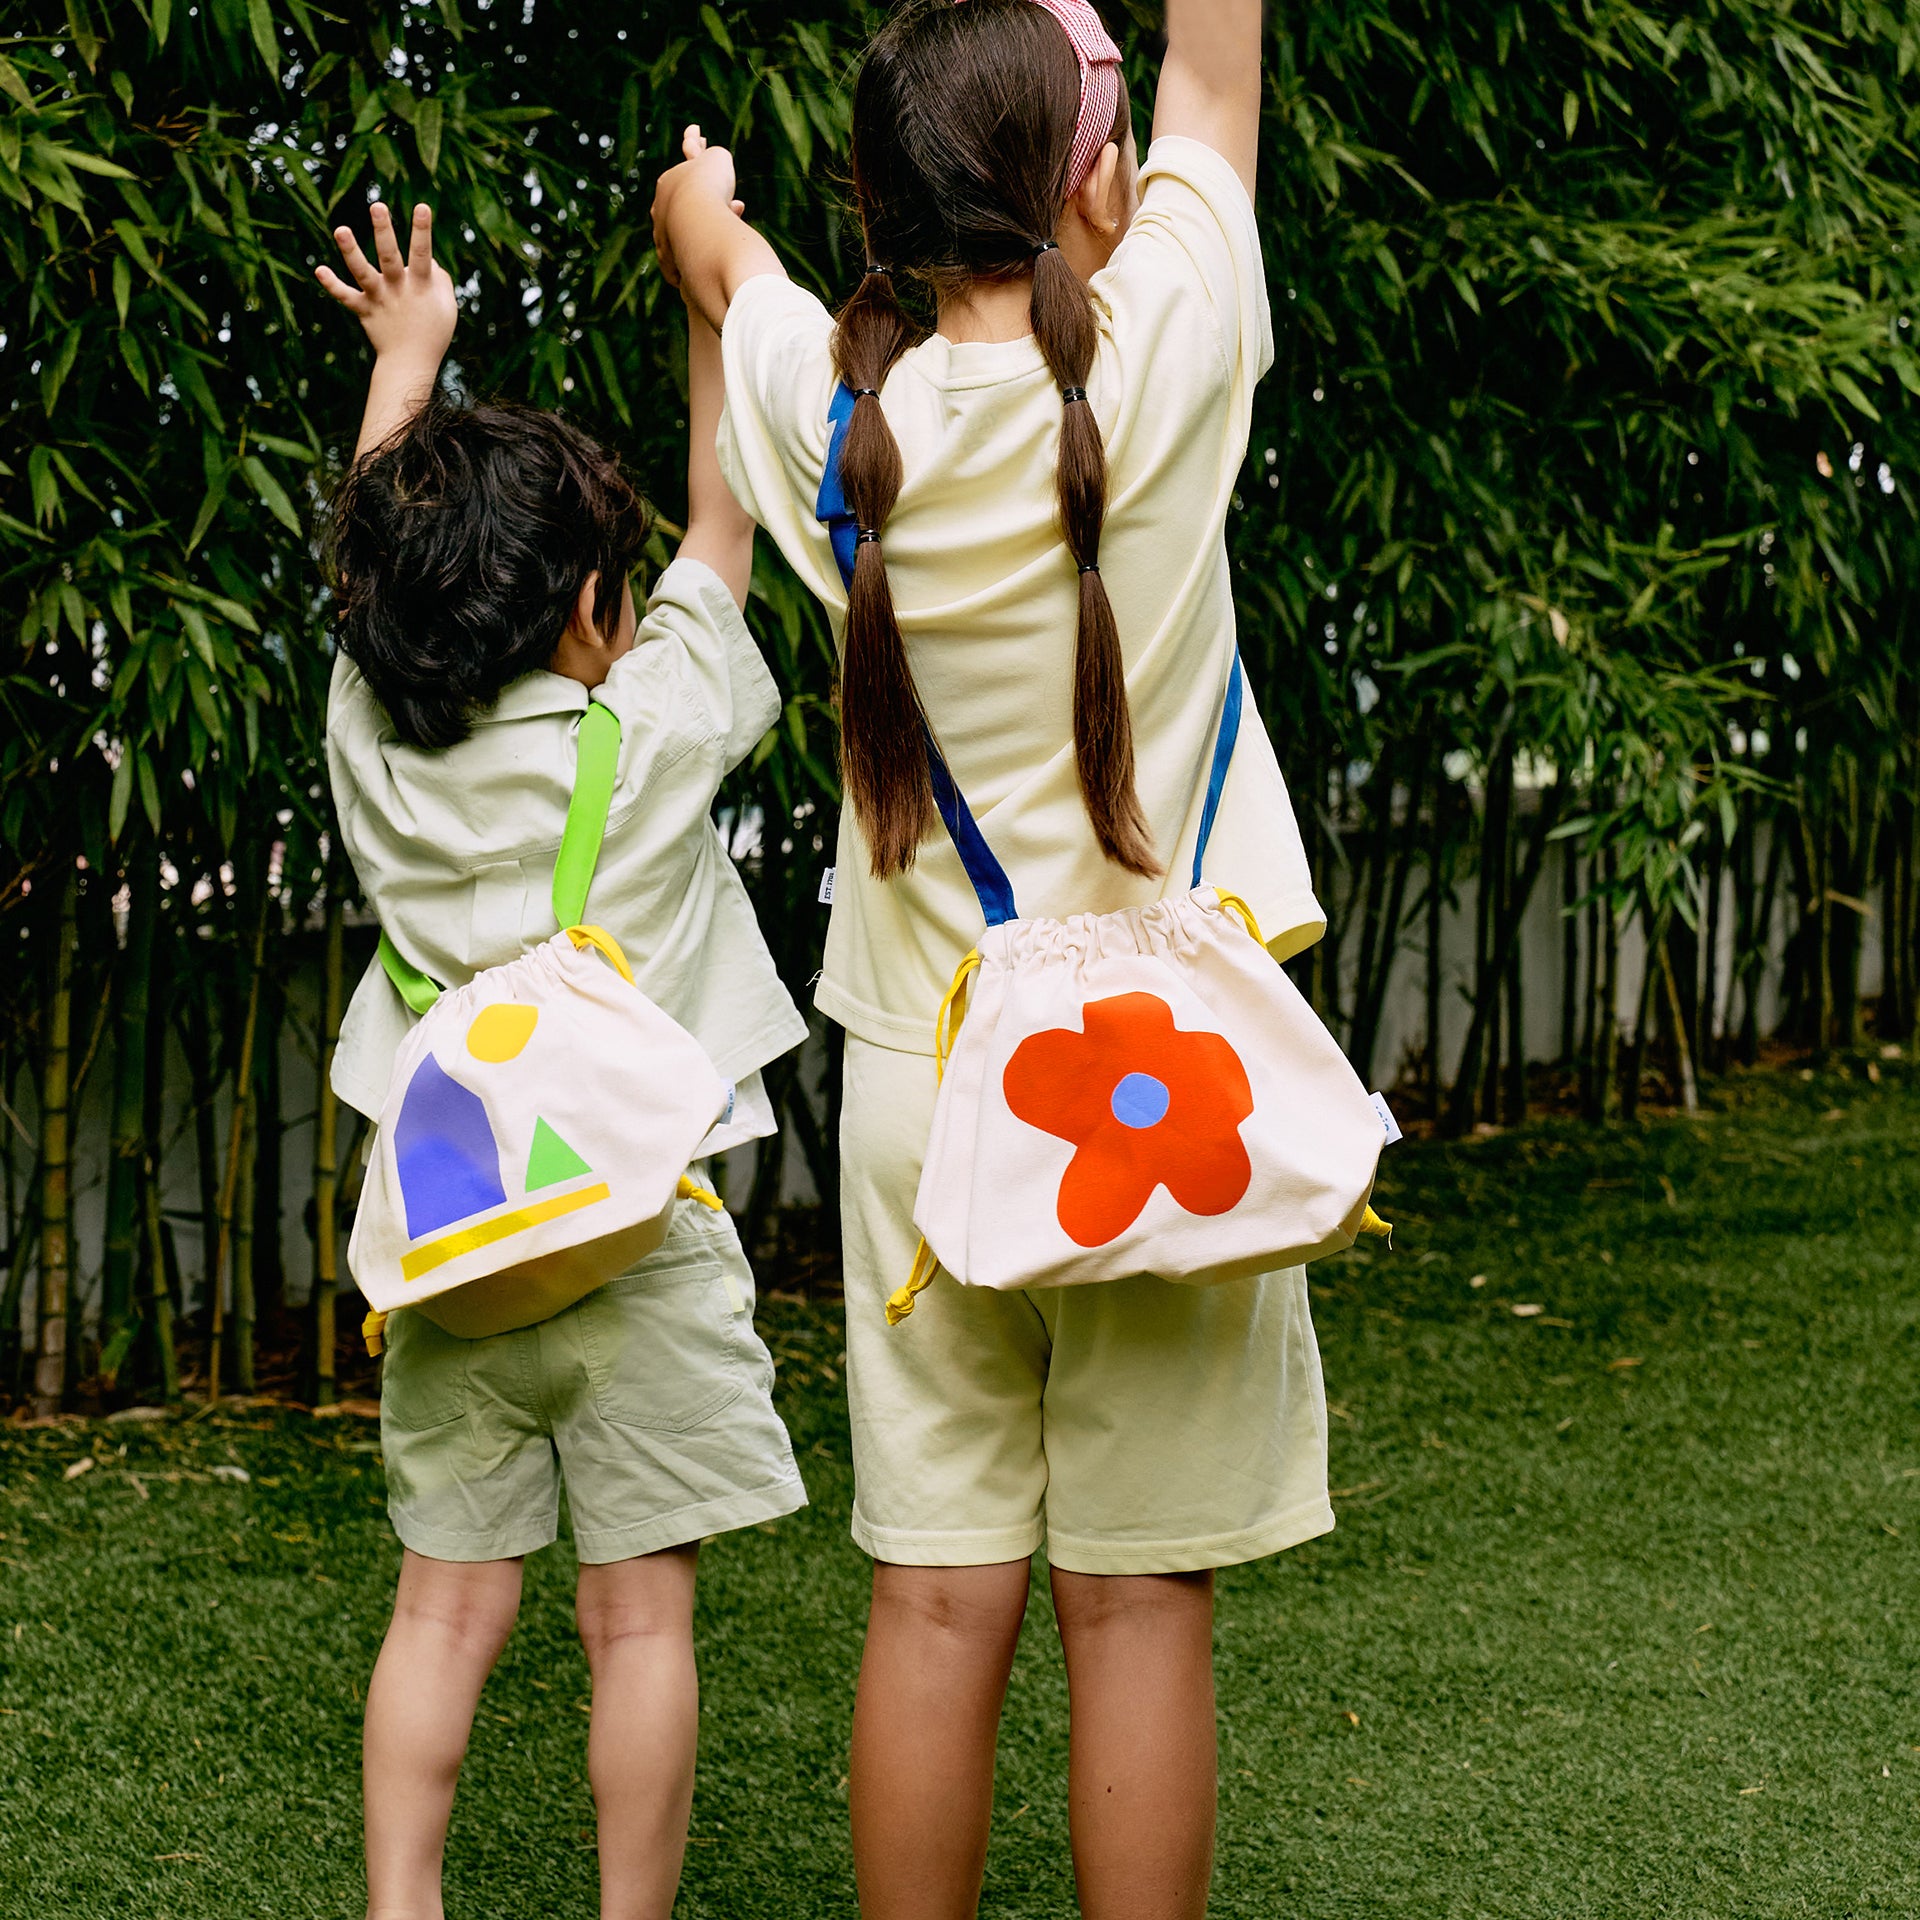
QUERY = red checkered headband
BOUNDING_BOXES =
[957,0,1124,195]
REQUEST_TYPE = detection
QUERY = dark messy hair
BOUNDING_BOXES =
[835,0,1152,879]
[326,396,651,750]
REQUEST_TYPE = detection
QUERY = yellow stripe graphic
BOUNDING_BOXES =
[402,1182,611,1282]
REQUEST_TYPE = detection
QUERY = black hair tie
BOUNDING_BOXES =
[1033,239,1060,258]
[851,387,880,399]
[1061,386,1088,405]
[856,529,882,546]
[1077,560,1100,575]
[864,263,891,276]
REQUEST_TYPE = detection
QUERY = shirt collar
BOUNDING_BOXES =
[475,669,591,727]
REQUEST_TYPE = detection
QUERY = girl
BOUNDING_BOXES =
[656,4,1324,1914]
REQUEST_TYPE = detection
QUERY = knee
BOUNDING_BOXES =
[872,1562,1030,1656]
[391,1551,526,1658]
[1052,1568,1213,1639]
[574,1594,693,1665]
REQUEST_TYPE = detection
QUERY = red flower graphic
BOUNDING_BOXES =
[1002,991,1254,1248]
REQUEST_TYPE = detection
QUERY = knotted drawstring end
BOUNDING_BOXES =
[887,1238,941,1325]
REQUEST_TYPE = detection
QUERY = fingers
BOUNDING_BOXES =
[405,202,435,278]
[331,224,380,293]
[370,199,404,275]
[682,122,706,160]
[313,264,370,314]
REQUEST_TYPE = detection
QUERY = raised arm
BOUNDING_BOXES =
[314,201,457,459]
[677,304,755,607]
[651,127,785,336]
[1152,0,1264,196]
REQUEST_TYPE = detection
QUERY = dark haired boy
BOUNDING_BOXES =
[316,192,807,1920]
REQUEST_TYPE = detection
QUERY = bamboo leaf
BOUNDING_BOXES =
[242,456,302,535]
[109,747,133,841]
[247,0,279,78]
[415,94,444,176]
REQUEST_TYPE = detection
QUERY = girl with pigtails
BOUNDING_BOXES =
[657,3,1338,1914]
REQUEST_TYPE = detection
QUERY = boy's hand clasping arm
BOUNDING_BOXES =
[315,201,458,459]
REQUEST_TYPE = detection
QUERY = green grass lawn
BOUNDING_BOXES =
[4,1063,1917,1919]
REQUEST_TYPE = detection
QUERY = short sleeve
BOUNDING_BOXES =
[716,274,846,606]
[594,557,780,776]
[1099,134,1274,402]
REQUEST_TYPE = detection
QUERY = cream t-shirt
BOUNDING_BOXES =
[327,557,810,1126]
[719,135,1323,1054]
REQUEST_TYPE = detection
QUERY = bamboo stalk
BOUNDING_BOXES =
[100,860,156,1391]
[313,887,344,1408]
[1659,935,1699,1114]
[142,1161,181,1405]
[208,893,269,1407]
[31,874,76,1418]
[232,1084,258,1397]
[1559,840,1579,1067]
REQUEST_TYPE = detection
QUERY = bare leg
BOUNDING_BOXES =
[363,1550,524,1920]
[1051,1568,1217,1920]
[575,1545,701,1920]
[850,1559,1032,1920]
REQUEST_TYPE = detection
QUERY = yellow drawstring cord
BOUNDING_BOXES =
[364,1309,388,1358]
[678,1174,725,1212]
[886,949,982,1326]
[887,1237,941,1327]
[1359,1205,1393,1244]
[1211,887,1268,948]
[935,950,981,1083]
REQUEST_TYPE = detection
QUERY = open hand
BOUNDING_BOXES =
[315,201,456,365]
[652,124,745,289]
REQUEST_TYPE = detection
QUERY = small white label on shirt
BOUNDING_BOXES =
[1369,1092,1403,1145]
[818,866,836,905]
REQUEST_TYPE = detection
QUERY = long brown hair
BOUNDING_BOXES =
[834,0,1155,879]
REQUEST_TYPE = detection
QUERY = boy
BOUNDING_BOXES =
[315,188,808,1920]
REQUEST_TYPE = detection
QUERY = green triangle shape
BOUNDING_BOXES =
[525,1116,592,1192]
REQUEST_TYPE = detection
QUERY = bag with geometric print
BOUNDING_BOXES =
[348,703,732,1352]
[815,381,1390,1326]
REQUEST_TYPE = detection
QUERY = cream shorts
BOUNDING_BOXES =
[840,1035,1337,1576]
[379,1198,806,1564]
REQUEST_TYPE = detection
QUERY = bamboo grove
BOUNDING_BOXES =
[1,0,1916,1414]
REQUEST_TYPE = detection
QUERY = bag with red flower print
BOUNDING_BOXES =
[817,384,1390,1324]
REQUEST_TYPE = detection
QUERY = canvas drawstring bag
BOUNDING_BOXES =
[817,381,1390,1323]
[350,702,733,1353]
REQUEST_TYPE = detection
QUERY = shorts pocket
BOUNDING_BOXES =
[578,1268,746,1433]
[381,1311,470,1432]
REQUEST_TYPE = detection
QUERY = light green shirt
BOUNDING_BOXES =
[327,557,809,1125]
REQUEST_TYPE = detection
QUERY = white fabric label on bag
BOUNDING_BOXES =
[818,866,836,904]
[1369,1091,1403,1145]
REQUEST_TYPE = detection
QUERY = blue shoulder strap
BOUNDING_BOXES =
[1190,651,1244,891]
[815,381,1019,926]
[813,380,1239,926]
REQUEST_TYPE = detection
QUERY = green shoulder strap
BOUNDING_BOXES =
[551,700,622,931]
[378,698,624,1015]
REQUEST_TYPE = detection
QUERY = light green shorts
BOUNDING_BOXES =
[841,1036,1336,1576]
[379,1198,807,1564]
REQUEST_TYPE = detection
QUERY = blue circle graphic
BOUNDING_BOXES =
[1110,1071,1171,1130]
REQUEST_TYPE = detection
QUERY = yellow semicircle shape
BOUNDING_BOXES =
[466,1002,539,1064]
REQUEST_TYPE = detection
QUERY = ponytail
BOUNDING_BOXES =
[1031,242,1156,876]
[831,267,931,878]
